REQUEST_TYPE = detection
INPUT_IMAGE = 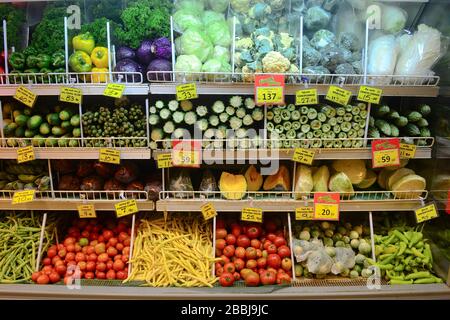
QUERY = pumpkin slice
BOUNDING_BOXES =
[391,174,426,199]
[356,170,377,189]
[312,165,329,192]
[331,159,367,185]
[294,165,313,199]
[387,168,415,190]
[219,172,247,200]
[377,169,393,190]
[329,172,355,196]
[244,165,263,191]
[263,165,291,191]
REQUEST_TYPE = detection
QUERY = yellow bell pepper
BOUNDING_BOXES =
[91,47,109,68]
[72,32,96,55]
[91,67,108,83]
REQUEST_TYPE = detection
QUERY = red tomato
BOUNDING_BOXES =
[281,258,292,271]
[42,266,53,275]
[86,261,96,272]
[246,225,262,239]
[54,259,64,266]
[239,268,253,280]
[55,265,67,276]
[266,233,277,242]
[233,272,240,281]
[121,255,128,263]
[116,270,127,280]
[74,244,82,253]
[267,244,277,254]
[114,254,122,261]
[36,274,50,285]
[57,244,65,251]
[81,231,90,238]
[216,239,226,250]
[43,257,51,266]
[31,272,41,283]
[96,271,106,279]
[66,261,77,268]
[116,243,124,252]
[94,243,106,255]
[257,257,267,269]
[118,232,129,243]
[66,244,75,253]
[47,248,57,259]
[89,232,99,241]
[123,238,131,246]
[244,272,260,287]
[63,237,76,247]
[277,245,291,259]
[236,235,250,248]
[89,240,98,247]
[107,247,118,257]
[250,239,261,249]
[117,222,127,233]
[263,240,272,250]
[234,247,246,259]
[246,259,257,269]
[216,219,225,229]
[277,273,291,285]
[223,262,235,274]
[58,249,67,259]
[216,267,224,276]
[77,261,87,271]
[65,252,76,262]
[216,228,227,239]
[219,255,230,265]
[106,270,116,279]
[215,262,222,271]
[86,246,95,255]
[219,272,235,287]
[215,248,222,257]
[106,261,114,270]
[264,220,278,233]
[275,230,285,238]
[108,238,118,248]
[97,235,105,243]
[84,272,94,279]
[231,225,242,237]
[245,247,257,260]
[87,253,98,262]
[256,249,262,258]
[113,260,125,271]
[260,270,276,285]
[274,236,287,247]
[233,258,245,271]
[103,230,114,242]
[225,234,236,245]
[96,262,106,272]
[267,254,281,269]
[98,253,109,263]
[223,245,235,258]
[75,252,86,262]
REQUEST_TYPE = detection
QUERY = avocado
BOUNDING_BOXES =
[14,114,29,127]
[39,122,51,135]
[46,113,61,126]
[27,115,43,130]
[14,126,26,137]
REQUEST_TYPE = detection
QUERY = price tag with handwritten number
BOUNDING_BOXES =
[78,205,96,219]
[176,83,198,101]
[357,86,382,104]
[296,207,314,220]
[292,148,315,165]
[60,87,82,104]
[415,203,439,224]
[325,85,352,106]
[241,208,263,223]
[99,148,121,165]
[400,143,417,159]
[201,203,217,221]
[17,146,35,164]
[103,84,125,98]
[115,199,139,218]
[12,190,35,205]
[314,193,340,221]
[14,86,37,108]
[157,153,173,169]
[296,89,318,106]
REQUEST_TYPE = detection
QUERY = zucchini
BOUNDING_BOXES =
[184,111,197,125]
[300,106,309,115]
[336,107,345,116]
[212,101,225,114]
[196,105,208,117]
[283,121,292,131]
[343,113,353,122]
[172,111,185,124]
[301,124,311,133]
[291,110,301,121]
[229,116,243,130]
[273,115,282,124]
[168,100,179,112]
[333,124,341,133]
[148,114,161,126]
[225,106,235,116]
[163,121,175,134]
[307,108,318,120]
[243,114,254,126]
[209,114,220,127]
[336,117,343,124]
[286,129,296,139]
[281,109,291,121]
[236,107,247,119]
[252,108,264,121]
[267,122,275,132]
[313,130,322,138]
[300,116,309,124]
[317,112,327,122]
[341,122,351,133]
[292,121,301,131]
[266,111,274,121]
[275,124,284,134]
[328,118,337,126]
[287,104,296,112]
[322,123,331,133]
[195,119,209,131]
[159,108,171,120]
[311,120,321,130]
[219,112,229,123]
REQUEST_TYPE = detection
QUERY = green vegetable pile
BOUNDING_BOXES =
[28,6,65,55]
[0,212,56,283]
[0,160,50,191]
[0,3,25,49]
[2,102,81,148]
[149,96,264,150]
[267,102,367,149]
[82,98,147,147]
[369,104,432,145]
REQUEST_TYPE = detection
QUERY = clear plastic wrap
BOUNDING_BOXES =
[367,34,399,84]
[330,247,355,275]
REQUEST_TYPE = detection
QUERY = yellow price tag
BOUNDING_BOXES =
[17,146,35,163]
[296,89,318,106]
[314,203,339,221]
[14,86,37,108]
[256,87,284,105]
[60,87,82,104]
[12,190,35,205]
[292,148,315,165]
[295,207,314,220]
[373,149,400,168]
[115,199,139,218]
[325,85,352,106]
[172,150,200,167]
[201,203,217,221]
[176,83,198,101]
[99,148,121,165]
[241,208,263,223]
[415,203,438,223]
[357,86,382,104]
[400,143,417,159]
[77,205,97,219]
[157,153,173,169]
[103,84,125,98]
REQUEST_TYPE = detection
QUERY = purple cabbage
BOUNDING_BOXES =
[151,37,172,60]
[114,59,143,82]
[136,39,154,65]
[116,46,136,61]
[147,59,172,81]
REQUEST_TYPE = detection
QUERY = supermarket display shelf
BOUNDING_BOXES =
[0,147,151,160]
[0,283,447,300]
[0,199,155,211]
[0,84,149,96]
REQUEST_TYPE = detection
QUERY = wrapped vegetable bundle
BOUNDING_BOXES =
[0,160,50,191]
[125,213,217,287]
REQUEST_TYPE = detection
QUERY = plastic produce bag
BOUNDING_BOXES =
[169,169,194,199]
[199,169,218,195]
[379,3,408,34]
[330,247,355,275]
[293,238,323,262]
[368,34,399,84]
[306,249,334,275]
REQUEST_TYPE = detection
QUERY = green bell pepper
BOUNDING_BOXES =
[8,52,25,70]
[36,54,52,69]
[39,68,52,84]
[51,51,65,68]
[72,32,95,55]
[26,55,39,68]
[53,68,66,83]
[69,51,92,73]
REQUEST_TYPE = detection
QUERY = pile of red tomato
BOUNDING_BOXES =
[32,218,132,285]
[215,218,293,287]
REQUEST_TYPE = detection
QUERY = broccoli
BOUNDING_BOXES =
[338,32,361,52]
[310,29,336,50]
[303,66,330,83]
[303,45,322,67]
[304,6,331,31]
[335,63,356,75]
[320,44,346,72]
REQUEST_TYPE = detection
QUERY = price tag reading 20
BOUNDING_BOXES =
[176,83,198,101]
[372,138,400,168]
[255,74,285,106]
[314,193,340,221]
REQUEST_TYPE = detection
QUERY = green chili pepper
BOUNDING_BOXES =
[404,271,431,280]
[408,232,423,248]
[377,263,394,270]
[384,233,396,245]
[394,264,404,272]
[390,279,413,285]
[424,243,433,264]
[380,254,396,266]
[36,54,52,69]
[411,247,426,259]
[393,230,408,243]
[396,242,407,256]
[413,277,441,284]
[8,52,25,70]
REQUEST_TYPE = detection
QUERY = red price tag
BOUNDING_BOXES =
[314,193,340,221]
[371,138,400,169]
[171,140,202,168]
[254,74,285,106]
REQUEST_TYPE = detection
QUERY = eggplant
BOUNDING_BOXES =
[116,46,136,61]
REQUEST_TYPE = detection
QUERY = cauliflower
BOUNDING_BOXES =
[234,51,243,67]
[249,2,272,19]
[262,51,291,73]
[236,37,254,51]
[289,64,299,73]
[242,65,255,82]
[231,0,251,13]
[279,32,294,48]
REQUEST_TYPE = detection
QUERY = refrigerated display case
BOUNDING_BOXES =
[0,0,449,299]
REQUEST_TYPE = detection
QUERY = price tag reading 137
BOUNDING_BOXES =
[255,74,285,106]
[314,193,340,221]
[372,138,400,168]
[176,83,198,101]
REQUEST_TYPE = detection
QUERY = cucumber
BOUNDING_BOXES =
[149,114,161,126]
[14,114,29,127]
[209,114,220,127]
[196,105,208,117]
[236,107,247,119]
[27,115,43,130]
[47,113,61,126]
[163,121,175,134]
[173,111,185,124]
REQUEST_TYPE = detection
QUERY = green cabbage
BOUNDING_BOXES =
[213,45,231,63]
[178,28,214,62]
[175,0,205,15]
[206,21,232,47]
[173,9,203,33]
[201,59,222,73]
[202,10,225,27]
[208,0,230,13]
[175,55,202,72]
